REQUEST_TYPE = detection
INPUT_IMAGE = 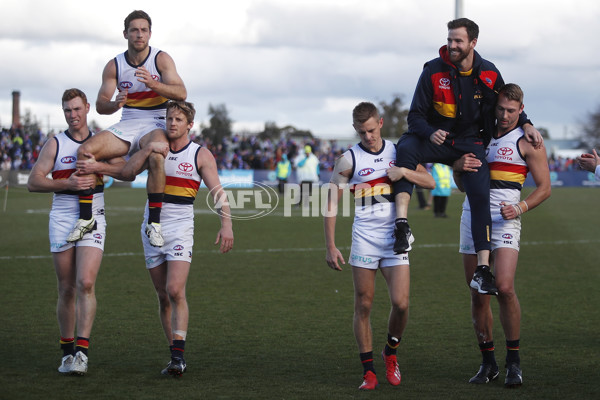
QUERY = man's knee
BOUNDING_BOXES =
[391,297,409,315]
[354,293,374,316]
[148,152,165,171]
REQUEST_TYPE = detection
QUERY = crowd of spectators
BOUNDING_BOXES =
[0,125,587,174]
[1,127,45,171]
[188,132,348,172]
[547,155,580,172]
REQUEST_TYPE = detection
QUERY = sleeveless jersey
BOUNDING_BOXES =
[156,141,203,224]
[464,127,528,220]
[345,140,397,237]
[115,46,168,120]
[51,130,105,210]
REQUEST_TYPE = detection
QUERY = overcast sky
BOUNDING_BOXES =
[1,0,598,140]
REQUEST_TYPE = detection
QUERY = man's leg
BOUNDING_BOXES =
[392,134,455,253]
[460,149,496,295]
[380,265,410,386]
[415,186,427,209]
[392,135,421,253]
[148,263,173,345]
[352,266,379,390]
[67,131,130,242]
[70,246,103,375]
[493,248,523,387]
[464,253,499,384]
[160,260,190,377]
[53,249,77,373]
[139,129,168,247]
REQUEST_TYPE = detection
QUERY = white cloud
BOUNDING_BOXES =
[1,0,599,139]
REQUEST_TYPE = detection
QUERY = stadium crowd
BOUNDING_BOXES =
[0,125,583,174]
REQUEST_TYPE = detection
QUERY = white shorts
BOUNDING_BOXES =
[49,206,106,253]
[106,118,166,156]
[350,225,409,269]
[459,210,521,254]
[141,219,194,269]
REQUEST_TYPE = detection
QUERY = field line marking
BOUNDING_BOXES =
[2,239,599,261]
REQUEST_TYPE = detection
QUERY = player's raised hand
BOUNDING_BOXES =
[135,66,156,89]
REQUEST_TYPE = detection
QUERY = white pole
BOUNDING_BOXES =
[455,0,464,18]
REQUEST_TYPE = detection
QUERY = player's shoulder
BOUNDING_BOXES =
[196,145,215,163]
[156,49,176,65]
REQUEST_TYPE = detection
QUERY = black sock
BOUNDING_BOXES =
[360,351,375,374]
[171,339,185,360]
[506,339,520,364]
[384,334,401,356]
[60,337,75,357]
[78,189,94,220]
[479,341,496,365]
[147,193,164,224]
[395,218,407,227]
[76,336,89,356]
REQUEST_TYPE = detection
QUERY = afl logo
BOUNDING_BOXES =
[498,147,513,156]
[485,77,493,85]
[389,160,396,167]
[120,81,133,89]
[358,168,375,177]
[93,233,103,240]
[502,233,513,240]
[173,245,184,251]
[440,78,450,87]
[178,162,193,172]
[61,156,76,164]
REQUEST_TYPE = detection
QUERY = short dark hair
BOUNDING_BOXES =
[62,88,87,105]
[166,100,196,123]
[498,83,524,105]
[447,18,479,41]
[352,102,380,125]
[124,10,152,32]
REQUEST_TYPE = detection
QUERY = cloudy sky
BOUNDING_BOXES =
[1,0,599,140]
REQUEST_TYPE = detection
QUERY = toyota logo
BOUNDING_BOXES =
[498,147,513,156]
[440,78,450,86]
[178,162,193,172]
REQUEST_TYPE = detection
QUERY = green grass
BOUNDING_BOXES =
[0,186,598,399]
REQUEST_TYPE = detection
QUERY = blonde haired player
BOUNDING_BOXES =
[455,84,550,388]
[122,100,233,376]
[324,102,434,390]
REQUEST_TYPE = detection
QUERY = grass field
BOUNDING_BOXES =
[0,185,598,400]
